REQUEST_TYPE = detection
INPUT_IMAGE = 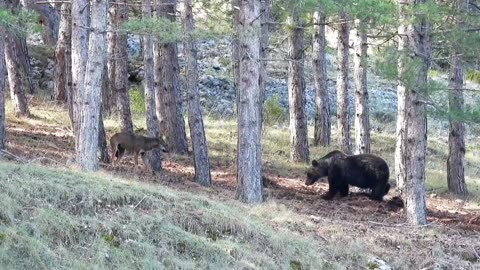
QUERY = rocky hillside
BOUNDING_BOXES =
[26,34,479,130]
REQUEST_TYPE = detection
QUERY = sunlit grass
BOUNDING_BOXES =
[0,161,333,270]
[201,118,480,203]
[5,94,479,203]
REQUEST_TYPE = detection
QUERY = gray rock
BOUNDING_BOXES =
[127,34,141,57]
[135,70,145,81]
[367,257,392,270]
[26,33,44,46]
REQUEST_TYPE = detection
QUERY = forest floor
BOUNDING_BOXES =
[1,96,480,269]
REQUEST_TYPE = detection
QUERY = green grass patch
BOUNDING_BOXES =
[466,70,480,84]
[0,162,334,270]
[263,95,287,127]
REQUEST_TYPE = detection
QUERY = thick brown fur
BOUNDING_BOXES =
[110,132,168,167]
[306,150,391,201]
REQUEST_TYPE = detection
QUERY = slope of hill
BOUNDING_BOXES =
[0,161,330,270]
[1,98,480,269]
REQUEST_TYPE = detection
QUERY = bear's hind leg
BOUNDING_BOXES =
[370,183,387,201]
[339,185,349,197]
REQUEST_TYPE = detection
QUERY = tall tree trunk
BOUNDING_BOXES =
[113,0,133,134]
[287,14,309,163]
[98,110,110,164]
[71,0,89,153]
[5,31,30,117]
[448,53,467,196]
[259,0,270,124]
[447,0,468,196]
[154,0,188,154]
[4,0,30,112]
[76,0,108,171]
[99,61,110,164]
[105,5,116,116]
[353,20,370,154]
[232,0,241,114]
[336,12,351,153]
[182,0,212,186]
[235,0,263,203]
[142,0,162,172]
[54,3,71,102]
[313,11,330,146]
[396,0,430,225]
[17,38,34,95]
[0,27,6,150]
[66,42,74,128]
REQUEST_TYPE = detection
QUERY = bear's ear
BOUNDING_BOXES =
[311,160,319,166]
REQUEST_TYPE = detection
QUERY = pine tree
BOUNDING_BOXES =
[0,27,5,150]
[287,13,309,162]
[336,11,351,153]
[112,0,134,134]
[71,0,89,153]
[395,0,430,225]
[447,0,469,196]
[5,29,30,117]
[313,10,331,146]
[142,0,162,172]
[353,19,370,154]
[232,0,241,114]
[259,0,271,123]
[154,0,188,154]
[76,0,108,171]
[54,3,71,102]
[105,5,116,116]
[182,0,212,186]
[236,0,263,203]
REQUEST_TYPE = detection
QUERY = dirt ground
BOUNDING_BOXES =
[3,119,480,268]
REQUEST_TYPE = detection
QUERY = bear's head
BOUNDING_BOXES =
[305,159,329,186]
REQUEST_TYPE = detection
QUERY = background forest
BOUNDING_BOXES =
[0,0,480,269]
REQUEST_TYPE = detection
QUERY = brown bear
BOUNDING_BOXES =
[305,150,390,201]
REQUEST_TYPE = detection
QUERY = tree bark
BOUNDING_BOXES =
[76,0,108,171]
[313,11,330,146]
[232,0,241,114]
[447,0,468,196]
[5,31,30,117]
[71,0,90,153]
[182,0,212,186]
[395,0,430,225]
[336,12,351,153]
[142,0,162,172]
[105,4,116,116]
[0,27,6,150]
[98,60,110,164]
[98,110,110,164]
[235,0,263,203]
[17,38,34,95]
[259,0,270,124]
[54,3,71,102]
[154,0,188,154]
[448,53,467,196]
[287,14,309,163]
[353,19,370,154]
[113,0,133,134]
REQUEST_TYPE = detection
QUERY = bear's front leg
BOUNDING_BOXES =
[339,185,349,197]
[322,173,341,200]
[321,187,338,200]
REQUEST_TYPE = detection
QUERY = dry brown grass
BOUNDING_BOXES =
[1,98,480,269]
